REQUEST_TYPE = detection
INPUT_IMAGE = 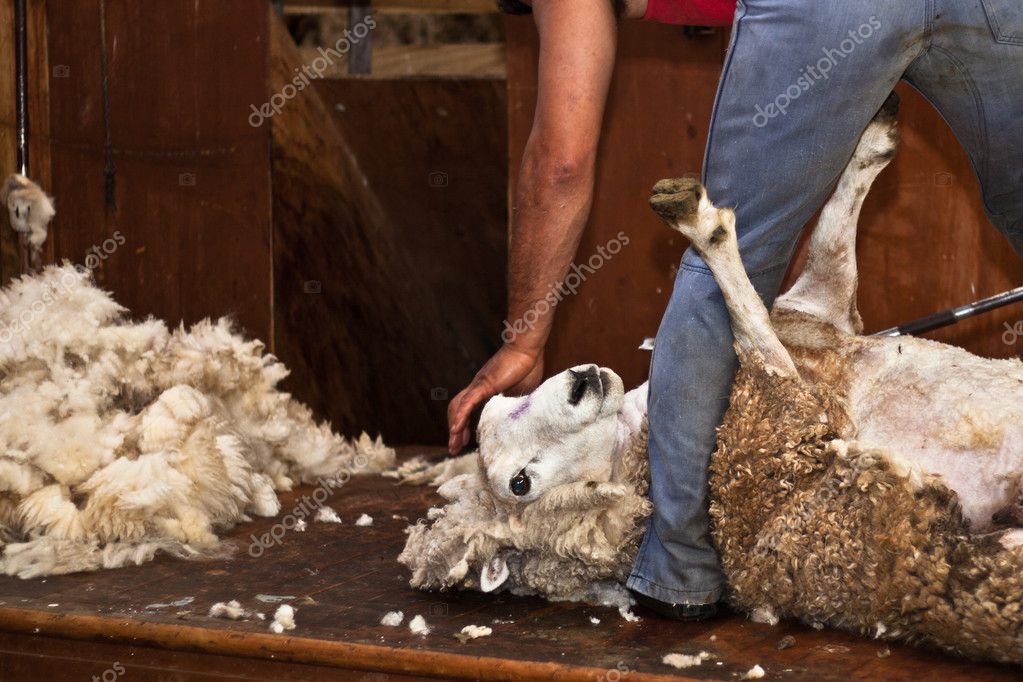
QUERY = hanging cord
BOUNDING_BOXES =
[14,0,28,177]
[14,0,31,274]
[99,0,117,213]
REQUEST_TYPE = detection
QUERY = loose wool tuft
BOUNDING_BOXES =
[0,265,394,578]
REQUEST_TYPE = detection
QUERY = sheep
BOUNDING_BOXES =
[399,94,1023,664]
[0,256,393,578]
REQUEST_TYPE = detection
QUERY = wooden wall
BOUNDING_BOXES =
[16,0,275,339]
[506,18,1023,392]
[0,0,17,279]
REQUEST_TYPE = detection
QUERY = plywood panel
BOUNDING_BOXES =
[271,18,507,445]
[506,17,728,389]
[315,75,507,384]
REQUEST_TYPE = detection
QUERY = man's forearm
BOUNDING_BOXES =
[499,0,616,353]
[503,144,595,351]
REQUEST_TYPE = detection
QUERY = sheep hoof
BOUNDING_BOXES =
[649,175,703,225]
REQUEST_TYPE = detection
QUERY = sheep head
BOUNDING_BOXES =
[399,365,650,604]
[477,364,625,506]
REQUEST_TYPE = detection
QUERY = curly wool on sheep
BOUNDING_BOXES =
[714,354,1023,665]
[0,265,394,578]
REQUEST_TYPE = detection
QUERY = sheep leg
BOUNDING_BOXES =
[774,93,900,335]
[650,179,797,377]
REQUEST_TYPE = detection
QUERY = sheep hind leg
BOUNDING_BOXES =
[774,92,901,335]
[650,178,797,377]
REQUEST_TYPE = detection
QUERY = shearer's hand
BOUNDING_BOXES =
[447,345,543,454]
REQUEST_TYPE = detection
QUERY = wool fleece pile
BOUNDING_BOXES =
[0,265,393,578]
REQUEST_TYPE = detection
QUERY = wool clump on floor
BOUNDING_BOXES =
[661,652,714,669]
[380,610,403,626]
[740,664,766,680]
[0,264,394,579]
[209,600,251,620]
[408,614,430,635]
[454,624,492,642]
[270,604,296,633]
[314,506,343,524]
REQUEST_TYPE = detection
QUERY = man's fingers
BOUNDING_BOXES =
[446,380,495,453]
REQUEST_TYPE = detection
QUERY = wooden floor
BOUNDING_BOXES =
[0,449,1018,681]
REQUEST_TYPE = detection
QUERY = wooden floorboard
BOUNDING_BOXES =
[0,449,1018,681]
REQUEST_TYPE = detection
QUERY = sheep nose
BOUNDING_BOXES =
[568,366,600,406]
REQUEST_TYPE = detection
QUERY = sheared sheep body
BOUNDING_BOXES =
[0,263,393,578]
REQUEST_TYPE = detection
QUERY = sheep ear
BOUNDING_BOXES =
[479,555,509,593]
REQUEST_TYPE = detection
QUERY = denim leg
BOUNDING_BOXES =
[905,0,1023,251]
[629,0,924,605]
[627,261,789,604]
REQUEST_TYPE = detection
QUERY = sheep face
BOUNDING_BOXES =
[477,364,625,505]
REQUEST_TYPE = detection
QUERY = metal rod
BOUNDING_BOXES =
[14,0,28,177]
[347,4,372,75]
[871,286,1023,337]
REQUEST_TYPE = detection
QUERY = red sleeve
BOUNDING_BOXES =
[642,0,736,26]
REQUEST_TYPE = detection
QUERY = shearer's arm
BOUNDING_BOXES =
[447,0,619,453]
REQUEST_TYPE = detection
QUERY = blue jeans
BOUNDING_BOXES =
[628,0,1023,605]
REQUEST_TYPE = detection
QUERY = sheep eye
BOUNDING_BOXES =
[510,469,530,496]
